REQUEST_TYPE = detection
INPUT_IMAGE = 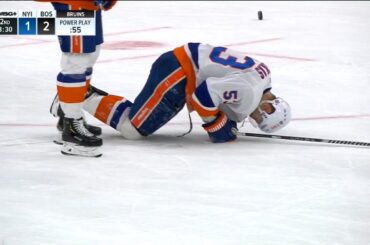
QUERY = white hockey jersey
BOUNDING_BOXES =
[174,43,272,122]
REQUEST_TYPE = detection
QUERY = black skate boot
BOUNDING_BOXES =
[55,107,102,135]
[61,117,103,157]
[50,94,102,145]
[85,85,109,99]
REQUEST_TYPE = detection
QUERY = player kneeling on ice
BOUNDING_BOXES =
[77,43,292,152]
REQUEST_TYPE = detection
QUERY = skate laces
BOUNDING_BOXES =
[81,114,89,127]
[73,118,94,137]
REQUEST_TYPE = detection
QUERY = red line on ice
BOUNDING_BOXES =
[226,37,283,46]
[0,32,315,61]
[0,40,51,48]
[0,114,369,127]
[245,52,316,61]
[104,26,172,36]
[98,54,159,63]
[293,114,370,121]
[97,37,315,63]
[0,26,172,49]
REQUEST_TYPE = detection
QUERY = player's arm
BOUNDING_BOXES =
[94,0,117,11]
[190,78,240,143]
[34,0,117,11]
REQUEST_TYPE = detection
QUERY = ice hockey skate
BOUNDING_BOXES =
[61,117,103,157]
[50,94,102,145]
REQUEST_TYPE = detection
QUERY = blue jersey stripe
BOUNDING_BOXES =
[194,81,215,108]
[188,43,200,69]
[110,101,133,129]
[52,3,70,11]
[57,73,86,83]
[85,68,93,77]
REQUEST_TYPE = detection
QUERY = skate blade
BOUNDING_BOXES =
[53,131,64,145]
[61,143,102,158]
[49,94,59,117]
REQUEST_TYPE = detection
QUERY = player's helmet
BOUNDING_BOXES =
[249,97,291,133]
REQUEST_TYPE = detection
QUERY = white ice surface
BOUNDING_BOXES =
[0,1,370,245]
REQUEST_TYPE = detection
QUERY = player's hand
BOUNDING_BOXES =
[202,112,238,143]
[94,0,117,11]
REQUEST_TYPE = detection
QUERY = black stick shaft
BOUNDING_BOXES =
[237,132,370,147]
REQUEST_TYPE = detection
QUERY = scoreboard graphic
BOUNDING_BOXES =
[0,10,95,35]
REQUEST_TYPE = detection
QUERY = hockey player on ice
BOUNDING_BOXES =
[51,43,292,157]
[35,0,117,157]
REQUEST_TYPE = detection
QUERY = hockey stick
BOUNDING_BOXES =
[237,132,370,147]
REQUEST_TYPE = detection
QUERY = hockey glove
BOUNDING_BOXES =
[202,112,238,143]
[94,0,117,11]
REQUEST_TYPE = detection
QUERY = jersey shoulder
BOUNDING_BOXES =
[35,0,101,11]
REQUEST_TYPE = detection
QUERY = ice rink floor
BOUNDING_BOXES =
[0,1,370,245]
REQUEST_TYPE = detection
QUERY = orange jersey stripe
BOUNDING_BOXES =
[203,112,227,133]
[69,5,82,53]
[86,79,91,89]
[94,95,123,123]
[70,4,82,54]
[131,68,186,128]
[35,0,117,11]
[71,36,81,53]
[34,0,100,11]
[174,45,220,117]
[189,95,220,117]
[57,85,87,103]
[173,46,196,108]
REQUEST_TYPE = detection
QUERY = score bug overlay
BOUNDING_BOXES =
[19,10,37,35]
[37,10,56,35]
[0,10,95,36]
[0,11,18,35]
[56,10,95,36]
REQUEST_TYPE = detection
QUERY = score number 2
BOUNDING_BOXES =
[43,21,50,32]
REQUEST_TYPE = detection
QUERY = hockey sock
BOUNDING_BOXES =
[57,72,87,119]
[83,94,133,130]
[85,67,93,90]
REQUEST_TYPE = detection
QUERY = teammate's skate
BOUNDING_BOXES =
[50,94,102,145]
[61,117,103,157]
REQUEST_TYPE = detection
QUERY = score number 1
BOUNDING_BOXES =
[18,18,36,35]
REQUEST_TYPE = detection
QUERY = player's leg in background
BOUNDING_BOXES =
[58,50,99,117]
[83,51,187,140]
[50,3,104,156]
[56,47,103,156]
[49,47,102,143]
[84,9,103,90]
[51,2,103,127]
